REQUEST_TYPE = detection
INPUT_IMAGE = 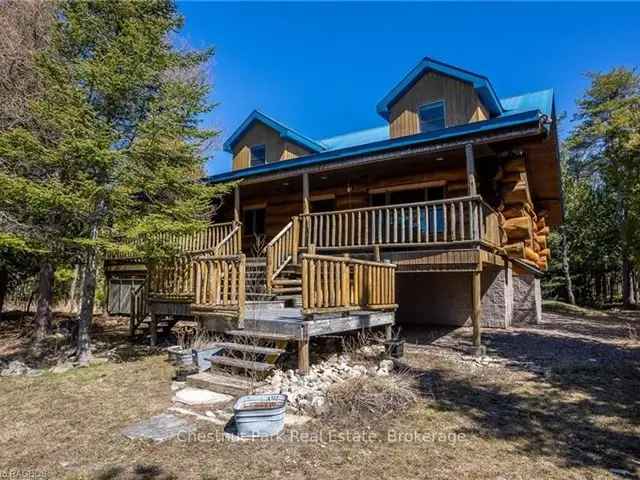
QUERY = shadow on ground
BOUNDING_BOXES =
[404,311,640,476]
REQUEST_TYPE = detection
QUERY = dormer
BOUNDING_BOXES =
[223,111,325,170]
[376,57,504,139]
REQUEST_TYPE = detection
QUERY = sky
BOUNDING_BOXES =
[176,2,640,175]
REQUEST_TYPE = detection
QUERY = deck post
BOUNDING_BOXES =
[233,186,240,223]
[150,313,158,347]
[302,173,310,215]
[465,143,477,196]
[298,338,310,374]
[471,269,483,352]
[373,245,381,262]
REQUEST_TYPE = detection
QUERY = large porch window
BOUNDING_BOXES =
[369,185,446,238]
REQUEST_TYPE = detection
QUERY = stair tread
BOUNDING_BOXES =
[273,279,302,285]
[227,329,297,341]
[186,371,263,395]
[215,342,285,355]
[272,287,302,294]
[210,356,274,372]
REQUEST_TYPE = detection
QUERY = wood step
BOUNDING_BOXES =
[209,356,274,372]
[215,342,285,356]
[186,371,262,396]
[272,279,302,286]
[227,330,297,341]
[272,287,302,294]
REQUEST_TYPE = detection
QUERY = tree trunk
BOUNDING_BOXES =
[561,227,576,305]
[66,264,80,313]
[622,257,633,308]
[0,266,8,320]
[77,249,96,365]
[35,262,54,340]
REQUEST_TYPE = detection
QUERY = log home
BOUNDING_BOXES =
[105,57,561,377]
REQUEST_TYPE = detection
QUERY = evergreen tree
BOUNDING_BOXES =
[0,0,230,363]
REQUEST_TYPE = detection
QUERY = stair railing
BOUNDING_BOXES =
[213,222,242,256]
[300,253,397,315]
[265,217,300,294]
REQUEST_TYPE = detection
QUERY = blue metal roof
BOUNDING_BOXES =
[208,109,543,184]
[500,89,554,117]
[223,110,327,154]
[375,57,505,120]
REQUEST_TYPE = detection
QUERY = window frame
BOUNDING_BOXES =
[250,144,266,167]
[418,100,446,133]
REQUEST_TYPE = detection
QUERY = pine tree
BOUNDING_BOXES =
[0,0,231,363]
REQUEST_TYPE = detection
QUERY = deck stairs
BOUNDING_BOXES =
[188,329,294,393]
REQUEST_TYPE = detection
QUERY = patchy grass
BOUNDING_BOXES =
[0,308,639,479]
[543,300,611,318]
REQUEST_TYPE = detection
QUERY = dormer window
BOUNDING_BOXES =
[250,144,266,166]
[419,101,446,133]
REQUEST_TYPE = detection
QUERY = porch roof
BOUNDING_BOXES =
[206,109,544,184]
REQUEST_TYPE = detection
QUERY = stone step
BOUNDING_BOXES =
[186,371,262,396]
[215,342,286,356]
[209,356,274,372]
[227,329,297,341]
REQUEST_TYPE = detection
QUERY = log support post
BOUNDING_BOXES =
[373,245,381,262]
[471,268,485,355]
[233,186,240,223]
[298,338,310,374]
[465,143,477,196]
[385,324,393,341]
[302,172,310,215]
[150,313,158,347]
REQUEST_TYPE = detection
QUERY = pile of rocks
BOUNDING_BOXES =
[263,354,395,415]
[0,359,42,377]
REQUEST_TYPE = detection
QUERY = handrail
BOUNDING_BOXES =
[265,218,300,293]
[299,195,502,250]
[213,223,242,256]
[106,222,240,260]
[301,253,397,315]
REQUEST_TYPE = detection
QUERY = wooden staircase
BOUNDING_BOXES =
[187,330,291,392]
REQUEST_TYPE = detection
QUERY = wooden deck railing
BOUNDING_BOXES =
[147,252,246,321]
[191,254,246,318]
[299,196,501,251]
[301,254,397,314]
[105,222,241,260]
[265,218,300,293]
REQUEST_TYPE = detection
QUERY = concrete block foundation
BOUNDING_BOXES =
[396,263,540,329]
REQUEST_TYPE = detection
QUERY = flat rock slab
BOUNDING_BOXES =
[173,387,233,406]
[121,414,195,442]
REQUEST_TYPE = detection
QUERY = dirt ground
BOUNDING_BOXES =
[0,303,638,480]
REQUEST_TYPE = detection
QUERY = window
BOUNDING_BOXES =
[250,144,266,167]
[243,208,265,236]
[419,101,446,133]
[310,198,336,213]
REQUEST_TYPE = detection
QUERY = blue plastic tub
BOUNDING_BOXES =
[192,346,223,371]
[233,394,287,438]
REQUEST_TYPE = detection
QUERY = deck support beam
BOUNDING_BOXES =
[465,143,477,196]
[233,186,240,223]
[302,173,310,215]
[150,313,158,347]
[471,269,482,349]
[297,338,310,374]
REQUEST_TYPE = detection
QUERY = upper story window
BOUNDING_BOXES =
[250,144,266,167]
[419,101,446,133]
